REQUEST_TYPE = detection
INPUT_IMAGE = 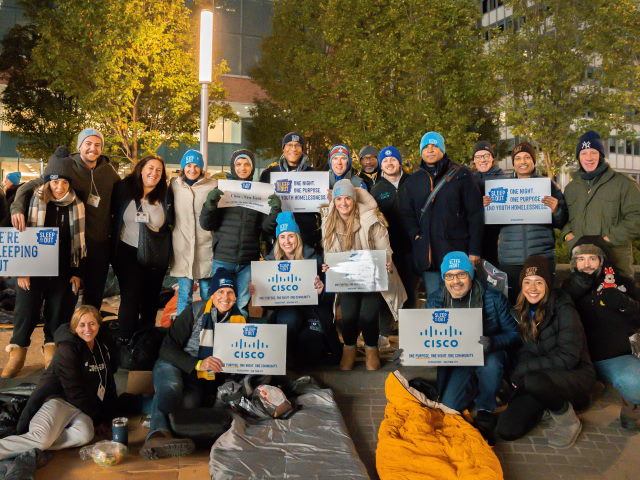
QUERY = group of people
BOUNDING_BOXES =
[0,125,639,459]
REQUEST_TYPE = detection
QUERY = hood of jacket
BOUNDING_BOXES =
[278,154,311,173]
[230,149,256,180]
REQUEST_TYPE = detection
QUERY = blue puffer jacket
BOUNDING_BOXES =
[497,172,568,266]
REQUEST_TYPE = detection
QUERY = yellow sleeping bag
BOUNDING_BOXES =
[376,371,503,480]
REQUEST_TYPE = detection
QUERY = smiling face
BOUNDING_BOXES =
[141,159,164,189]
[360,154,378,174]
[579,148,600,173]
[49,178,70,200]
[513,152,535,178]
[75,313,100,347]
[521,275,547,304]
[381,157,401,176]
[473,150,494,173]
[443,269,472,299]
[283,141,303,166]
[79,136,103,166]
[184,163,202,181]
[331,154,348,176]
[334,195,355,218]
[212,287,237,313]
[421,144,444,166]
[575,254,602,275]
[234,157,253,180]
[278,231,299,258]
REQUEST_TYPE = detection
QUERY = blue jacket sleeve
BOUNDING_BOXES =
[486,289,520,351]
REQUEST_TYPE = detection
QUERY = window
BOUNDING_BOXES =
[633,139,640,156]
[609,137,617,154]
[617,139,625,155]
[626,139,633,155]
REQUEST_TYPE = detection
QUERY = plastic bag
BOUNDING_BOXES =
[79,440,127,467]
[630,332,640,359]
[253,385,293,418]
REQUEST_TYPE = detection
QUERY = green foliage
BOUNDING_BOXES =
[29,0,233,164]
[248,0,499,169]
[493,0,640,176]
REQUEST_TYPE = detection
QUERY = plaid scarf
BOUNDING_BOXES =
[27,186,87,267]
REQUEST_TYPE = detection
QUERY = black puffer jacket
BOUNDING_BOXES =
[371,174,411,254]
[200,154,279,264]
[512,290,596,407]
[497,172,568,266]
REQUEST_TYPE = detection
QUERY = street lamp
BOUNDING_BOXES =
[199,9,213,169]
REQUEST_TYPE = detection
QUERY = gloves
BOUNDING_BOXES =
[478,336,492,353]
[208,188,224,206]
[391,348,404,368]
[599,287,630,311]
[267,193,282,212]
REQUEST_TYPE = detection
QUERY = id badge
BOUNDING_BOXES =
[87,194,101,208]
[135,212,150,223]
[97,384,105,401]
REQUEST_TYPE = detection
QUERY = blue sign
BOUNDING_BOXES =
[243,325,258,337]
[241,182,252,190]
[277,261,291,273]
[36,229,58,245]
[432,310,449,324]
[488,187,508,203]
[274,179,292,194]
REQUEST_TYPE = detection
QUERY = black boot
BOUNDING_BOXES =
[474,410,497,446]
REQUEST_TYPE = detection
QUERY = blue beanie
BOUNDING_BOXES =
[282,132,305,149]
[275,211,301,237]
[420,132,446,155]
[77,128,104,150]
[6,172,21,185]
[576,130,605,159]
[378,146,402,166]
[180,149,204,171]
[211,268,237,295]
[333,178,356,199]
[441,251,474,280]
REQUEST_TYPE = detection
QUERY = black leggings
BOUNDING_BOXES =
[339,292,382,347]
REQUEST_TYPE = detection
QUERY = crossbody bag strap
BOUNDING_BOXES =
[417,164,461,224]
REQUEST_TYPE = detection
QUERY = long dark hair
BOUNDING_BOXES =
[514,288,551,342]
[128,155,167,204]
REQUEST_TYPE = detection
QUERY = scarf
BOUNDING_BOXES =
[197,298,245,360]
[421,154,450,181]
[580,159,608,182]
[27,186,87,267]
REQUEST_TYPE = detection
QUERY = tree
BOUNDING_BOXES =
[492,0,640,176]
[29,0,233,164]
[0,1,84,160]
[248,0,499,169]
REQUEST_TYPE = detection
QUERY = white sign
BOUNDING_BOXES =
[218,179,274,214]
[213,323,287,375]
[0,227,59,276]
[325,250,388,292]
[251,259,318,306]
[484,178,552,224]
[270,171,329,213]
[399,308,484,366]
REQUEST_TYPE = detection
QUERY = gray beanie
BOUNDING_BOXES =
[333,179,356,199]
[77,128,105,150]
[358,145,379,159]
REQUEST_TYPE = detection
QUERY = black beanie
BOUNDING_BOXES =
[520,255,553,289]
[576,130,605,160]
[472,140,495,158]
[511,142,537,165]
[43,155,73,183]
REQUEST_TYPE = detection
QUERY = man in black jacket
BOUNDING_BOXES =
[562,235,640,431]
[357,145,380,190]
[398,131,483,308]
[141,269,245,459]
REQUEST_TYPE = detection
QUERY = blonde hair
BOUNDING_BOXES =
[70,305,102,332]
[322,200,360,252]
[274,232,304,260]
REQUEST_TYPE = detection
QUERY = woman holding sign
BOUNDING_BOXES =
[483,142,567,304]
[321,179,406,370]
[496,256,595,448]
[2,156,86,378]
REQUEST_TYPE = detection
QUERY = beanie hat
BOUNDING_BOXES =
[358,145,379,159]
[43,155,73,183]
[520,255,552,289]
[230,149,255,179]
[420,132,446,155]
[6,172,21,186]
[275,211,301,237]
[333,178,356,199]
[511,142,536,165]
[441,251,474,280]
[378,146,402,166]
[76,128,104,150]
[570,235,608,273]
[211,268,237,295]
[328,144,352,173]
[180,149,204,171]
[282,132,305,150]
[473,140,495,158]
[576,130,605,160]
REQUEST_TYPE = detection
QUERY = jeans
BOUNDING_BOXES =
[422,271,444,309]
[595,355,640,405]
[440,350,507,412]
[176,277,213,315]
[212,261,251,317]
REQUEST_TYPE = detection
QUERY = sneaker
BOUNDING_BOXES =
[140,435,195,460]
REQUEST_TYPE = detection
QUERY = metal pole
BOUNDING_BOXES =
[200,82,209,169]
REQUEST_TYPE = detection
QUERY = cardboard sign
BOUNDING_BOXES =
[325,250,388,292]
[251,259,318,306]
[484,178,552,224]
[0,227,59,276]
[399,308,484,366]
[218,179,274,214]
[213,323,287,375]
[270,171,329,213]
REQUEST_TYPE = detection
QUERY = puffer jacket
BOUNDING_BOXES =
[322,188,407,320]
[497,172,568,266]
[473,165,504,193]
[168,175,216,279]
[199,157,279,264]
[511,290,596,407]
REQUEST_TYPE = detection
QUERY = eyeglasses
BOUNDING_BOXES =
[444,272,469,281]
[474,153,492,160]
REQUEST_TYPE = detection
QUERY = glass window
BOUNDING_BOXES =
[626,139,633,155]
[618,139,625,154]
[241,35,263,76]
[215,0,242,34]
[214,32,242,75]
[243,0,273,37]
[633,139,640,156]
[609,137,617,154]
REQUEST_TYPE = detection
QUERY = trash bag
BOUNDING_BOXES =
[118,325,167,371]
[0,394,30,438]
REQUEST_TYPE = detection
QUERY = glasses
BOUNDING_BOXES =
[444,272,469,281]
[474,153,492,160]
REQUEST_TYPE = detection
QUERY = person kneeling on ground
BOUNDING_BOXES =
[562,236,640,431]
[0,306,117,458]
[141,268,245,460]
[496,256,596,448]
[434,251,520,444]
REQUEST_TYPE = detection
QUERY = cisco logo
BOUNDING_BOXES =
[232,325,269,359]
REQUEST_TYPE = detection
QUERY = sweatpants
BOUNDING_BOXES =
[82,238,111,310]
[0,398,94,459]
[113,241,166,340]
[339,292,382,347]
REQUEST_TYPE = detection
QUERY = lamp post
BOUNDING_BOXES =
[199,9,213,169]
